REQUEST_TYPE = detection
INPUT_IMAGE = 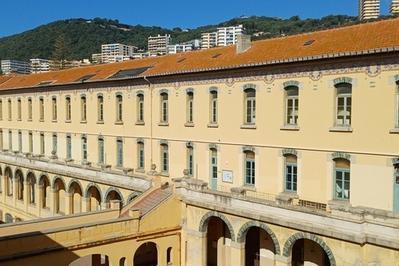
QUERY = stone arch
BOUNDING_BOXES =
[14,168,24,181]
[282,232,336,266]
[67,179,84,194]
[4,166,13,178]
[236,221,281,255]
[52,176,66,189]
[26,171,37,183]
[198,211,235,241]
[39,174,50,186]
[103,187,124,205]
[84,183,103,199]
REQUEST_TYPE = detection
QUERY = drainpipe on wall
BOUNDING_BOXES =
[143,76,153,167]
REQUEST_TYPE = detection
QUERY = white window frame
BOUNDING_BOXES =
[160,93,168,123]
[335,84,352,127]
[244,151,255,186]
[244,89,256,124]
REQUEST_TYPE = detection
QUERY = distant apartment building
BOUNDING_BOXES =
[0,59,31,75]
[201,32,217,49]
[30,58,50,73]
[91,53,102,64]
[359,0,380,20]
[148,34,171,55]
[391,0,399,15]
[101,43,136,63]
[167,44,193,54]
[217,25,245,47]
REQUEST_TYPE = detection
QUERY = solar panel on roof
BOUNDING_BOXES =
[108,67,151,79]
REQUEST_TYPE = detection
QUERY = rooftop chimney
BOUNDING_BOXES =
[236,34,252,54]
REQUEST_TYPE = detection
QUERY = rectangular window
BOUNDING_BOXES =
[187,146,194,176]
[52,134,57,156]
[81,96,87,121]
[8,130,12,151]
[66,134,72,159]
[137,94,144,123]
[65,97,71,121]
[210,91,218,124]
[161,144,169,173]
[285,87,299,125]
[82,135,87,161]
[335,169,350,200]
[137,142,145,169]
[0,130,3,150]
[116,138,123,167]
[285,163,298,192]
[17,99,21,120]
[40,133,45,155]
[52,97,57,121]
[160,93,168,123]
[336,84,352,127]
[186,92,194,124]
[28,98,32,120]
[98,95,104,122]
[210,149,218,179]
[244,152,255,185]
[39,98,44,121]
[18,131,22,152]
[244,89,256,124]
[116,95,123,122]
[28,131,33,153]
[98,138,105,164]
[8,99,12,121]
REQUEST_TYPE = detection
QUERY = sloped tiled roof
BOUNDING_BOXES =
[1,18,398,91]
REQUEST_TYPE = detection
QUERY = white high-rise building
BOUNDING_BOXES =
[359,0,380,20]
[391,0,399,15]
[201,32,217,49]
[148,35,171,55]
[1,60,31,75]
[217,25,245,47]
[30,58,50,73]
[167,44,193,54]
[101,43,137,63]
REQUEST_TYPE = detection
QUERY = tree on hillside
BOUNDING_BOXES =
[51,34,71,70]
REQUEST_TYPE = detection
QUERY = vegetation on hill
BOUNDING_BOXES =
[0,15,360,61]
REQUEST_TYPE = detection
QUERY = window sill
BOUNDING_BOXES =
[65,120,71,123]
[97,120,104,124]
[329,126,353,132]
[136,168,145,173]
[389,128,399,134]
[207,123,219,128]
[280,125,300,131]
[27,119,32,122]
[135,121,145,126]
[242,184,256,191]
[184,122,195,127]
[80,120,87,124]
[39,119,44,122]
[241,124,257,130]
[328,199,350,210]
[158,122,169,127]
[115,121,124,125]
[52,120,57,123]
[160,172,170,177]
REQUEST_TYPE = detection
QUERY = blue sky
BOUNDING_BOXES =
[0,0,392,37]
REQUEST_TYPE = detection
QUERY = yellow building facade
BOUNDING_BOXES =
[0,18,398,265]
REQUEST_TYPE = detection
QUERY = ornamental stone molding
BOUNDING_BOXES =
[331,152,351,161]
[209,86,218,92]
[282,148,298,157]
[283,80,300,88]
[236,221,281,255]
[84,182,103,199]
[103,186,124,205]
[242,146,255,153]
[333,77,353,85]
[198,210,236,241]
[395,74,399,83]
[67,179,84,194]
[282,232,336,266]
[242,83,257,91]
[52,176,66,189]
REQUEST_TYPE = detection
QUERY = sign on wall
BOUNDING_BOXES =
[222,170,233,183]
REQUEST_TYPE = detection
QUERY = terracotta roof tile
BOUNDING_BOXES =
[0,18,398,91]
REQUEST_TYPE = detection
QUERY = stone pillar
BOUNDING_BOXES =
[1,174,6,203]
[23,181,29,212]
[65,192,72,215]
[230,241,245,266]
[37,184,43,217]
[82,197,90,213]
[13,177,18,206]
[275,254,290,266]
[101,202,108,210]
[51,188,58,215]
[185,229,206,266]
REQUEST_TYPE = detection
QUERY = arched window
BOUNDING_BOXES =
[116,94,123,122]
[17,98,21,120]
[81,135,87,161]
[161,143,169,173]
[40,132,45,155]
[39,97,44,121]
[52,133,57,156]
[52,96,57,121]
[284,154,298,192]
[18,130,22,152]
[27,98,32,120]
[244,150,255,185]
[186,143,194,176]
[137,141,145,170]
[167,247,173,264]
[65,96,71,121]
[66,134,72,159]
[244,88,256,124]
[334,158,350,200]
[160,92,168,123]
[98,137,105,164]
[137,93,144,123]
[186,91,194,124]
[209,90,218,124]
[8,130,12,151]
[335,83,352,127]
[97,94,104,122]
[285,86,299,126]
[28,131,33,153]
[81,95,87,122]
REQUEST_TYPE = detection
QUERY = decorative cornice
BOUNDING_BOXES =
[333,77,353,85]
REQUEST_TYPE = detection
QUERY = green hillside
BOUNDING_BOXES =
[0,15,359,61]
